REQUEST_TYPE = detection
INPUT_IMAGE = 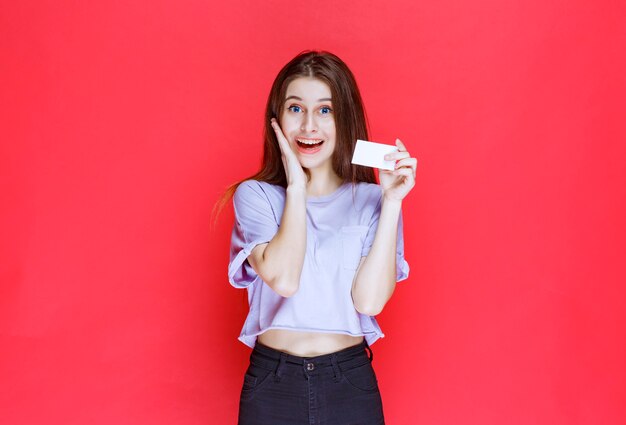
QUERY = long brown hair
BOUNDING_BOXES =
[213,50,376,219]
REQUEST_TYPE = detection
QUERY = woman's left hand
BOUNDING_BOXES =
[379,138,417,202]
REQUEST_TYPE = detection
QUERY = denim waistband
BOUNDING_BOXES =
[250,339,373,379]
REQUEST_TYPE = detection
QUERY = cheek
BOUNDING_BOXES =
[280,115,299,135]
[322,120,336,138]
[317,116,334,130]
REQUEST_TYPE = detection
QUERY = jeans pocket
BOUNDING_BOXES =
[341,225,368,270]
[341,362,379,392]
[241,363,274,396]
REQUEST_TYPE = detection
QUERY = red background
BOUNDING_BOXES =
[2,1,625,424]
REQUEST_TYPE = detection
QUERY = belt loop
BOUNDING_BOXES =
[364,340,374,363]
[330,354,341,382]
[274,352,287,382]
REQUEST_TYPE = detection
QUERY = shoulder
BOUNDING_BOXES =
[235,180,284,198]
[233,180,286,211]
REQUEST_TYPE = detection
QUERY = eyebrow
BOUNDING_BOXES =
[284,96,332,102]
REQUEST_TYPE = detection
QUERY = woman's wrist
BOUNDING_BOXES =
[286,184,307,197]
[382,193,403,208]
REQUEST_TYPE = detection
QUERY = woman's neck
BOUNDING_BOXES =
[306,170,343,198]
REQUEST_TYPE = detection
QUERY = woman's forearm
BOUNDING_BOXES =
[257,185,307,297]
[351,197,402,315]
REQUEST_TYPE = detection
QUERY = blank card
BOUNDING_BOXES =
[351,139,398,170]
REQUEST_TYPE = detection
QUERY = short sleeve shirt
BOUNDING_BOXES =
[228,180,410,347]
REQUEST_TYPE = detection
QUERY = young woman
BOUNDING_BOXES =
[225,51,416,425]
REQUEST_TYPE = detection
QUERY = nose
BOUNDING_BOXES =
[300,111,318,133]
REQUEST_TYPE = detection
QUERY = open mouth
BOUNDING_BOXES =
[296,138,324,151]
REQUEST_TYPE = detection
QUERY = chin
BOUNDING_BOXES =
[299,157,330,170]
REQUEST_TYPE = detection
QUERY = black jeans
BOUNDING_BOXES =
[238,339,385,425]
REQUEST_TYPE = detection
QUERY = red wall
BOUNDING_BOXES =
[1,1,625,424]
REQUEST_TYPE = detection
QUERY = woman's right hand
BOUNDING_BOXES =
[270,118,308,188]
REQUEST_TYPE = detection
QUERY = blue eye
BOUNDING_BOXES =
[320,106,332,114]
[288,105,302,113]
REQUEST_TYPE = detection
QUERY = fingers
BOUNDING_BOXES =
[392,168,414,177]
[392,168,416,188]
[384,151,410,161]
[271,118,299,161]
[385,139,411,160]
[270,118,285,139]
[270,118,290,152]
[384,139,418,172]
[380,139,417,199]
[271,118,307,186]
[395,157,418,172]
[395,138,407,151]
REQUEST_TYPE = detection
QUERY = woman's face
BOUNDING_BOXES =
[279,77,336,173]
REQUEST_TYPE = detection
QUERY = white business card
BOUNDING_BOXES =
[351,139,398,170]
